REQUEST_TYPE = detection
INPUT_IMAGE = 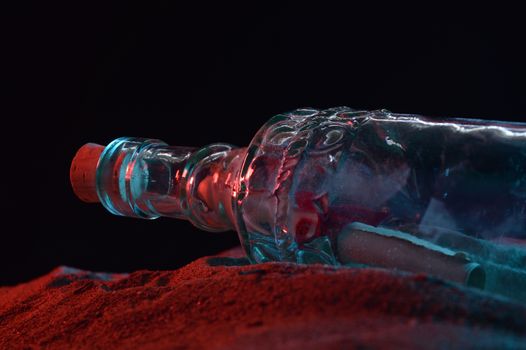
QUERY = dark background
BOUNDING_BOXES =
[3,3,526,285]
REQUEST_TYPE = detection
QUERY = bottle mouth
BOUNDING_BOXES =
[70,143,105,203]
[70,137,166,219]
[94,137,167,219]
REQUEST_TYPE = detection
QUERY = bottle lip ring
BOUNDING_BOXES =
[96,137,166,219]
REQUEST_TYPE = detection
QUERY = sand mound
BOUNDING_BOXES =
[1,248,525,349]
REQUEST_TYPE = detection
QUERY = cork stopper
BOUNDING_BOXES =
[70,143,105,203]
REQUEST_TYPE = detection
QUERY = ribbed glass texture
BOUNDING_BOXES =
[88,108,526,302]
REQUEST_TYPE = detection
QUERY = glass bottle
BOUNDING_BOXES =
[70,107,526,302]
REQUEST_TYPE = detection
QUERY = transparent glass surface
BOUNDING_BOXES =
[87,107,526,302]
[237,108,526,301]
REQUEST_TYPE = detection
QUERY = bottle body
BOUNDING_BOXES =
[72,107,526,301]
[232,107,526,300]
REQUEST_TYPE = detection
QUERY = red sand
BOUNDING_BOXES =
[1,248,525,349]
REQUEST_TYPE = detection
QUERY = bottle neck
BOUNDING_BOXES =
[82,137,245,232]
